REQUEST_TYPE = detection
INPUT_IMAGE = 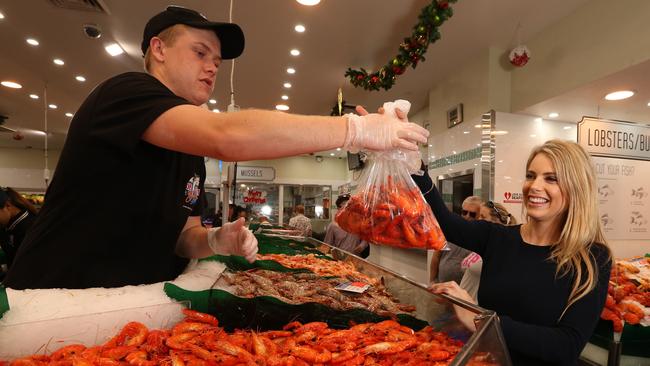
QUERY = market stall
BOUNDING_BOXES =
[0,233,511,365]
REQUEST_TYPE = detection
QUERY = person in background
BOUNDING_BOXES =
[289,205,312,237]
[4,5,429,290]
[258,216,272,226]
[0,187,38,268]
[460,201,517,300]
[421,140,611,365]
[230,205,248,222]
[324,194,369,258]
[429,196,481,284]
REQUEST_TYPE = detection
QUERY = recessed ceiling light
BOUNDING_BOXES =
[290,49,300,56]
[65,112,74,117]
[48,104,58,109]
[0,12,4,19]
[276,104,290,111]
[297,0,320,5]
[1,81,22,89]
[105,43,124,56]
[647,102,650,107]
[294,24,306,33]
[26,38,39,46]
[287,68,296,74]
[212,108,220,113]
[329,153,335,156]
[605,90,634,101]
[29,94,39,99]
[463,131,469,134]
[563,126,572,130]
[492,130,509,135]
[53,58,64,66]
[281,95,289,100]
[208,99,217,104]
[336,148,341,151]
[283,82,292,88]
[428,144,432,147]
[452,151,457,154]
[75,75,86,82]
[548,112,559,118]
[240,184,246,187]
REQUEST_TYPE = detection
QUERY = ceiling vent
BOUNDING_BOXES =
[47,0,110,14]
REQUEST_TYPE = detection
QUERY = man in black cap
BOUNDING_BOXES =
[4,6,428,289]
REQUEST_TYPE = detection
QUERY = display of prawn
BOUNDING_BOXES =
[600,260,650,332]
[4,310,499,366]
[335,177,446,250]
[217,269,416,318]
[256,253,379,286]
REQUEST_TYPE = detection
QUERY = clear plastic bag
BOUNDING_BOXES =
[336,149,446,250]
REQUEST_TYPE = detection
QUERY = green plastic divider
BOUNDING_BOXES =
[164,283,427,332]
[0,285,9,320]
[589,318,650,357]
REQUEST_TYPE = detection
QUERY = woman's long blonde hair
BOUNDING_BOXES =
[524,140,611,315]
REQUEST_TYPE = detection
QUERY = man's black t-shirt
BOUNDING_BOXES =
[4,72,206,289]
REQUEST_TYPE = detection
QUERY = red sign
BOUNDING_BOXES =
[503,191,523,203]
[243,190,267,204]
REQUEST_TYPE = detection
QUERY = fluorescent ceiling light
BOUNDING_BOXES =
[548,112,559,118]
[276,104,290,111]
[281,95,289,100]
[29,94,39,99]
[105,43,124,56]
[463,131,469,134]
[492,130,509,135]
[53,58,64,65]
[26,38,39,46]
[65,112,74,117]
[1,81,22,89]
[208,99,217,104]
[75,75,86,82]
[287,68,296,74]
[563,126,572,130]
[48,104,57,109]
[605,90,634,101]
[297,0,320,5]
[283,82,292,88]
[294,24,306,33]
[290,49,300,56]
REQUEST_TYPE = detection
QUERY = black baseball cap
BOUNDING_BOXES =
[142,5,245,59]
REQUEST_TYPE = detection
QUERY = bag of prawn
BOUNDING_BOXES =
[335,100,446,250]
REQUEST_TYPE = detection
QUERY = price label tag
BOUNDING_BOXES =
[335,281,370,293]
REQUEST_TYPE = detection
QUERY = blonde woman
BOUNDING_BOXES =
[459,201,517,300]
[417,140,611,365]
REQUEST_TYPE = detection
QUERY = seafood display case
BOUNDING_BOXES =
[215,232,513,366]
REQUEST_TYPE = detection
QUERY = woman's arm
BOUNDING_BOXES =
[411,168,492,255]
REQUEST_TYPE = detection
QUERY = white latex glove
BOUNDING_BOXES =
[207,218,258,263]
[343,103,429,153]
[381,100,424,174]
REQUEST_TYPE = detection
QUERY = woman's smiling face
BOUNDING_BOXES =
[523,153,567,224]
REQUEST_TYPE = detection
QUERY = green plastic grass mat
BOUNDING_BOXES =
[589,318,650,357]
[201,254,313,273]
[254,234,327,256]
[164,283,428,332]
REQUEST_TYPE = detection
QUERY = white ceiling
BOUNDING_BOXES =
[0,0,599,154]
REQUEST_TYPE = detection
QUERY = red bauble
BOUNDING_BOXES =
[370,76,380,83]
[392,66,405,75]
[13,132,24,141]
[509,45,531,67]
[356,74,365,81]
[438,1,449,9]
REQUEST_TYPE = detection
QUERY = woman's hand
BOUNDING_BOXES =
[429,281,478,332]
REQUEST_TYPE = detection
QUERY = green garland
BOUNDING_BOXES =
[345,0,458,91]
